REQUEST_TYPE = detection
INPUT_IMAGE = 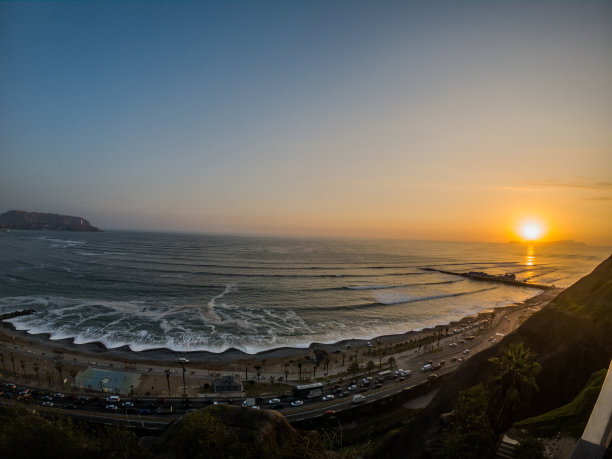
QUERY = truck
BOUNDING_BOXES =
[242,398,257,407]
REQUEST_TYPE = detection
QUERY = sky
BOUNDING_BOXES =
[1,1,611,244]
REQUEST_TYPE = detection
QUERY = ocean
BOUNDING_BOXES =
[0,231,608,354]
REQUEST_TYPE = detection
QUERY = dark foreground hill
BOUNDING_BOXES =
[375,254,612,458]
[0,210,101,231]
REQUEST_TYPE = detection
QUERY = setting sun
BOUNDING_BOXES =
[519,220,545,241]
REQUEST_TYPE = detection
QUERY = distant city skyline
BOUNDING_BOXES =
[1,1,611,244]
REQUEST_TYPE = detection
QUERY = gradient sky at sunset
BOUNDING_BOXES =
[1,1,611,244]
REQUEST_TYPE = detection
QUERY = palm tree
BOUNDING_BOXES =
[488,342,541,432]
[297,362,302,382]
[19,360,26,379]
[255,365,262,384]
[366,360,375,375]
[33,361,40,382]
[69,368,78,388]
[348,362,360,381]
[55,361,64,385]
[181,362,187,397]
[10,353,16,376]
[165,369,171,395]
[388,356,396,369]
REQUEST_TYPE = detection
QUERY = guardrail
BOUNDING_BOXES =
[571,359,612,459]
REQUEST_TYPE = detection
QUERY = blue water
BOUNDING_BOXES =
[0,231,608,354]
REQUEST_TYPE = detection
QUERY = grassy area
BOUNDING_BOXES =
[515,368,607,438]
[244,382,293,397]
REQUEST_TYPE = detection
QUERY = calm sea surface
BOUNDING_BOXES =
[0,231,608,354]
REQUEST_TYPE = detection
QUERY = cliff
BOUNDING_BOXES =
[375,254,612,457]
[0,210,101,232]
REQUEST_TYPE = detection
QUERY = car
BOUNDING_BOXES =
[374,383,383,389]
[333,387,343,394]
[324,410,337,415]
[290,400,303,407]
[428,374,438,380]
[449,342,457,347]
[106,395,121,403]
[41,401,54,407]
[122,401,134,408]
[358,387,368,393]
[338,391,350,398]
[451,357,458,363]
[396,376,405,382]
[463,349,470,354]
[348,384,357,391]
[138,408,152,415]
[322,394,335,401]
[53,393,65,399]
[489,337,496,343]
[105,404,118,411]
[178,357,189,363]
[251,405,260,409]
[367,341,372,347]
[268,398,281,405]
[65,403,78,410]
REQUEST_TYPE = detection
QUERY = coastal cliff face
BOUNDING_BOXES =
[377,254,612,458]
[0,210,101,232]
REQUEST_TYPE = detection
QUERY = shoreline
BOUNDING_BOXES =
[0,288,561,372]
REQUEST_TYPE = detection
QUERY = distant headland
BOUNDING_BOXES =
[0,210,101,232]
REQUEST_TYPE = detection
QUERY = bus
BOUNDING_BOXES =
[292,382,323,399]
[378,370,392,379]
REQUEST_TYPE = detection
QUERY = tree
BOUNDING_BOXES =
[297,362,302,382]
[488,342,542,432]
[10,353,16,376]
[165,369,171,395]
[366,360,375,375]
[33,361,39,382]
[348,362,360,381]
[20,360,26,379]
[181,362,187,397]
[69,368,77,388]
[55,361,64,385]
[441,384,496,458]
[255,365,262,384]
[388,356,396,369]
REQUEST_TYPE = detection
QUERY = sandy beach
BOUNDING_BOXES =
[0,288,561,397]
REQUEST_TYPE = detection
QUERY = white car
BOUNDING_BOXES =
[107,395,121,403]
[463,349,470,354]
[449,342,457,347]
[322,394,335,401]
[348,384,358,391]
[268,398,281,405]
[290,400,303,407]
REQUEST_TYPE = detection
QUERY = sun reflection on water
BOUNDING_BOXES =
[524,245,535,279]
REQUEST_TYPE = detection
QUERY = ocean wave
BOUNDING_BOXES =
[345,279,460,290]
